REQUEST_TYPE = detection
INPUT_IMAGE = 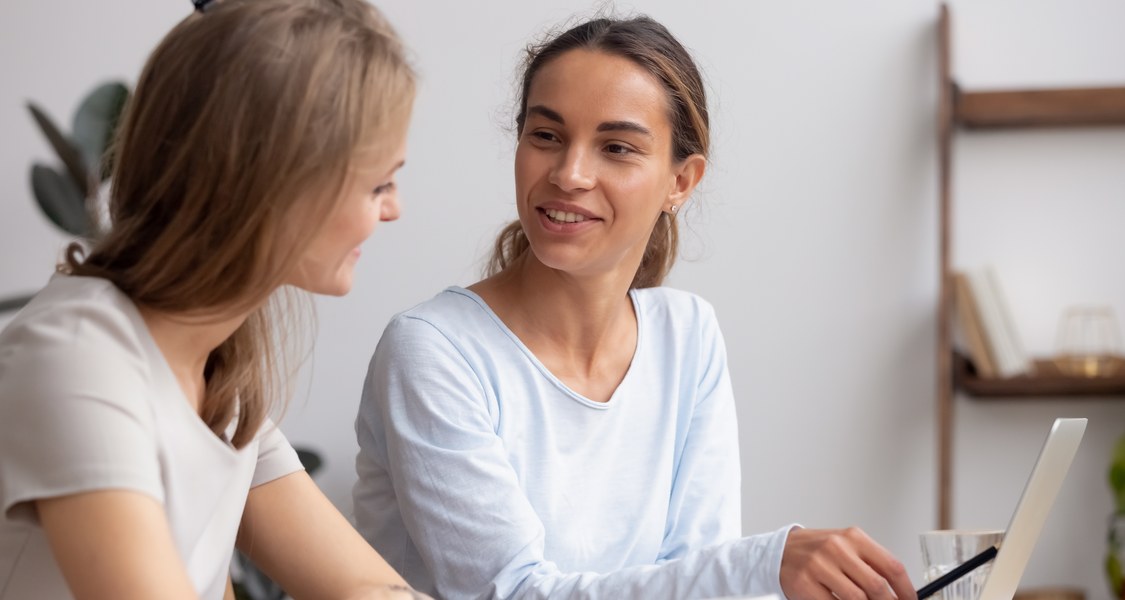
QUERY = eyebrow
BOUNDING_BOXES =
[597,120,652,138]
[383,160,406,177]
[526,105,653,138]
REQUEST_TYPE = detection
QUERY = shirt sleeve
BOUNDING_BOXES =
[250,418,304,488]
[357,314,794,600]
[657,301,791,596]
[0,300,164,524]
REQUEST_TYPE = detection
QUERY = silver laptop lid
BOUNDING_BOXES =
[979,417,1087,600]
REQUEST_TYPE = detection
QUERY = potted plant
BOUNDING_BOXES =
[0,81,128,314]
[1109,433,1125,600]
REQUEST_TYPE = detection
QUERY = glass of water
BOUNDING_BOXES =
[920,529,1004,600]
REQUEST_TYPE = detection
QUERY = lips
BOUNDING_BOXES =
[543,208,589,224]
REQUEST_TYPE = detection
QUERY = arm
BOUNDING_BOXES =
[356,316,790,600]
[654,302,794,593]
[37,491,198,600]
[657,301,768,544]
[236,470,423,600]
[0,296,202,598]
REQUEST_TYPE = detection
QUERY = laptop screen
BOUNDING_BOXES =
[979,417,1087,600]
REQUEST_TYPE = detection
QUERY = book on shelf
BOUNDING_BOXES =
[952,272,996,377]
[955,267,1033,378]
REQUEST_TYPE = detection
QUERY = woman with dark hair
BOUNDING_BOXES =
[0,1,428,598]
[354,14,915,600]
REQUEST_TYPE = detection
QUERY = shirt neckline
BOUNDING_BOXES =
[444,285,644,410]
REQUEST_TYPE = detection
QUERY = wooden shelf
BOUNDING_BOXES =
[955,86,1125,129]
[954,353,1125,398]
[936,3,1125,528]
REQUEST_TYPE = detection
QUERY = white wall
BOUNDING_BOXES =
[2,1,1123,597]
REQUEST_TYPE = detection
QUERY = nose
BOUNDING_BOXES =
[548,146,595,192]
[380,192,401,222]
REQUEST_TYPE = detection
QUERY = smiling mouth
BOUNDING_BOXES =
[543,208,590,224]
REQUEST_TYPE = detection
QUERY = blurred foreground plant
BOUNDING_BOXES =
[1107,434,1125,599]
[1,81,129,314]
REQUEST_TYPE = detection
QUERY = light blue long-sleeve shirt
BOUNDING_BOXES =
[353,286,792,600]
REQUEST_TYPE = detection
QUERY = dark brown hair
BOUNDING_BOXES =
[487,15,710,288]
[66,0,415,447]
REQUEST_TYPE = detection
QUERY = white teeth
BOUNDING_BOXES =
[545,208,587,223]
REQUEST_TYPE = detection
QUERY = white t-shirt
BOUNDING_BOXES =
[354,286,792,600]
[0,274,304,600]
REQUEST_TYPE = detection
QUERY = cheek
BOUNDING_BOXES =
[513,151,535,218]
[513,143,543,192]
[632,169,676,209]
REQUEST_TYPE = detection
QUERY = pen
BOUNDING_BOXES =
[916,545,999,600]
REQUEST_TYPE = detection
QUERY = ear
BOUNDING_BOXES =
[664,153,706,214]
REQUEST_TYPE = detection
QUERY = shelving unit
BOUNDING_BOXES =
[935,4,1125,528]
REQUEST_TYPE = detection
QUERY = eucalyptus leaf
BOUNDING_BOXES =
[31,163,89,236]
[73,82,129,181]
[26,102,91,198]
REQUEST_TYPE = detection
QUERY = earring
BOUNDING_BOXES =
[669,204,679,214]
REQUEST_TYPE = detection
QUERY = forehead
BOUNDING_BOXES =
[526,49,671,130]
[351,127,408,172]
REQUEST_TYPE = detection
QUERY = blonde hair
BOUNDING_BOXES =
[487,16,708,289]
[66,0,416,448]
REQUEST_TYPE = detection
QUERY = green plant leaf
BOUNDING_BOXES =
[1108,551,1123,599]
[27,102,90,198]
[72,82,130,181]
[295,447,323,476]
[1113,435,1125,511]
[31,163,89,236]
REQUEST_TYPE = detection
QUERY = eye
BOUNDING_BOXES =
[604,143,634,155]
[372,182,396,196]
[529,130,560,144]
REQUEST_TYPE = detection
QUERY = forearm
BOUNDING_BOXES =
[455,527,791,600]
[239,472,408,599]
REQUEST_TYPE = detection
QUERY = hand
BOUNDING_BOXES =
[780,527,917,600]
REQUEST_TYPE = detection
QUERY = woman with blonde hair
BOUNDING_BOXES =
[354,14,916,600]
[0,1,427,598]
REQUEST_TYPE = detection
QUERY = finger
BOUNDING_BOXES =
[795,577,845,600]
[837,552,898,600]
[849,530,917,600]
[811,553,870,600]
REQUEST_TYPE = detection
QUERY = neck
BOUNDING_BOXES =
[475,253,637,365]
[138,304,255,409]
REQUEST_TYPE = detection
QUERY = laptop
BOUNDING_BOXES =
[977,417,1087,600]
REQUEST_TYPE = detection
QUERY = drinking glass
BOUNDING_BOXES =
[920,529,1005,600]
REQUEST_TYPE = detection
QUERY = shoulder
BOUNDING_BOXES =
[631,286,720,329]
[378,287,504,351]
[0,275,153,400]
[0,275,149,358]
[0,277,165,521]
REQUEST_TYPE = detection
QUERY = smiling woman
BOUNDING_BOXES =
[0,1,426,599]
[510,48,701,288]
[352,14,915,600]
[287,150,408,297]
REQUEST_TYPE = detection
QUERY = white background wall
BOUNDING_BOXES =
[2,1,1123,597]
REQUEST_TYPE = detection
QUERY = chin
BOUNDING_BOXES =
[323,280,353,296]
[295,276,353,297]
